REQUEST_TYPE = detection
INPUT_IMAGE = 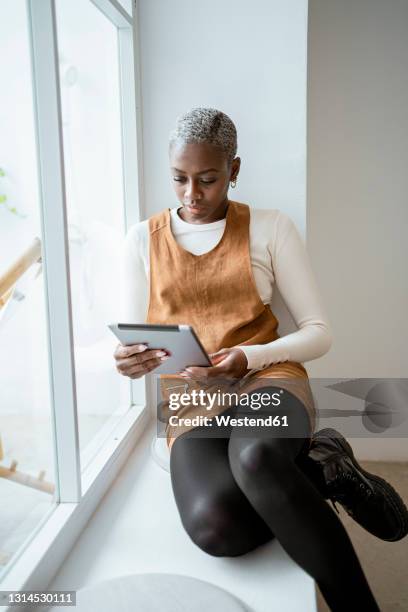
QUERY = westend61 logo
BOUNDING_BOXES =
[166,388,288,429]
[168,389,283,411]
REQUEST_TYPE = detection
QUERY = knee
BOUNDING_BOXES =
[229,438,288,477]
[184,499,243,557]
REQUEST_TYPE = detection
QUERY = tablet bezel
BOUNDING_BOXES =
[109,323,212,373]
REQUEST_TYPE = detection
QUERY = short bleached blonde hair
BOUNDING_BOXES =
[169,107,238,165]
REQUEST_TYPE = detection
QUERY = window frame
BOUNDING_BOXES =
[0,0,148,598]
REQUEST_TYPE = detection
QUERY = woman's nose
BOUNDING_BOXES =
[184,180,202,202]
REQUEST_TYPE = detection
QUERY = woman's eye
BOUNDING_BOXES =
[172,177,216,185]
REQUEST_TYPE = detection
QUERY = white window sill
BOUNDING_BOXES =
[0,403,151,610]
[45,417,317,612]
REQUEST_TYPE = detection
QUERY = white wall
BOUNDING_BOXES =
[137,0,308,344]
[138,0,408,460]
[138,0,308,232]
[307,0,408,458]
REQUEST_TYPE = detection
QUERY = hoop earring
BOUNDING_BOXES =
[230,178,237,189]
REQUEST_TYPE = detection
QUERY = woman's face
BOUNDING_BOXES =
[169,141,240,224]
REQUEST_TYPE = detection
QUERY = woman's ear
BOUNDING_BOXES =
[230,156,241,181]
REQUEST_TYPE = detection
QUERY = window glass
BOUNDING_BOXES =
[118,0,133,15]
[55,0,130,468]
[0,1,56,578]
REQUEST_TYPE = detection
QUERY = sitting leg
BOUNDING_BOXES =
[227,387,380,612]
[170,421,274,558]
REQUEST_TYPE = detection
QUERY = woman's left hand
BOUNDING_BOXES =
[179,347,249,380]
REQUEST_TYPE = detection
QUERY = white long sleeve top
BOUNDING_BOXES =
[120,206,333,370]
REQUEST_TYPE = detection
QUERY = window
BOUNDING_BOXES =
[0,0,144,591]
[0,1,56,575]
[117,0,133,15]
[55,0,131,470]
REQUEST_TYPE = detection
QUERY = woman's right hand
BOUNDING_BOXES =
[113,343,170,379]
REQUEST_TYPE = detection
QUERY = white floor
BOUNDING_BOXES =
[48,417,317,612]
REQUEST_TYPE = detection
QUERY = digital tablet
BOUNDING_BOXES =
[108,323,212,374]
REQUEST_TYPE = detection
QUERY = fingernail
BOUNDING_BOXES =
[138,344,148,351]
[160,356,170,361]
[156,351,166,357]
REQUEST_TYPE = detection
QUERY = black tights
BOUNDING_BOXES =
[169,387,379,612]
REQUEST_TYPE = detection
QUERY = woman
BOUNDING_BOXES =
[114,108,397,611]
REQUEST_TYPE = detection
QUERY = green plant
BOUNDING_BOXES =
[0,167,26,218]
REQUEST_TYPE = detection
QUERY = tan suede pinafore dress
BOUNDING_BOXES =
[146,201,316,452]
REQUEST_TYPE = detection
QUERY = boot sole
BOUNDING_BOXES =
[314,428,408,542]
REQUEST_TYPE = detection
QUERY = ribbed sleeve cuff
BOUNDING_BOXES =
[236,343,291,371]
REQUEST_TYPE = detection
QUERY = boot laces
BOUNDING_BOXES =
[327,469,373,515]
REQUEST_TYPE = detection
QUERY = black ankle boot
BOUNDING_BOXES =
[304,428,408,542]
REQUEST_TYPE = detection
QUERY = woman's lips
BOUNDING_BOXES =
[185,203,204,212]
